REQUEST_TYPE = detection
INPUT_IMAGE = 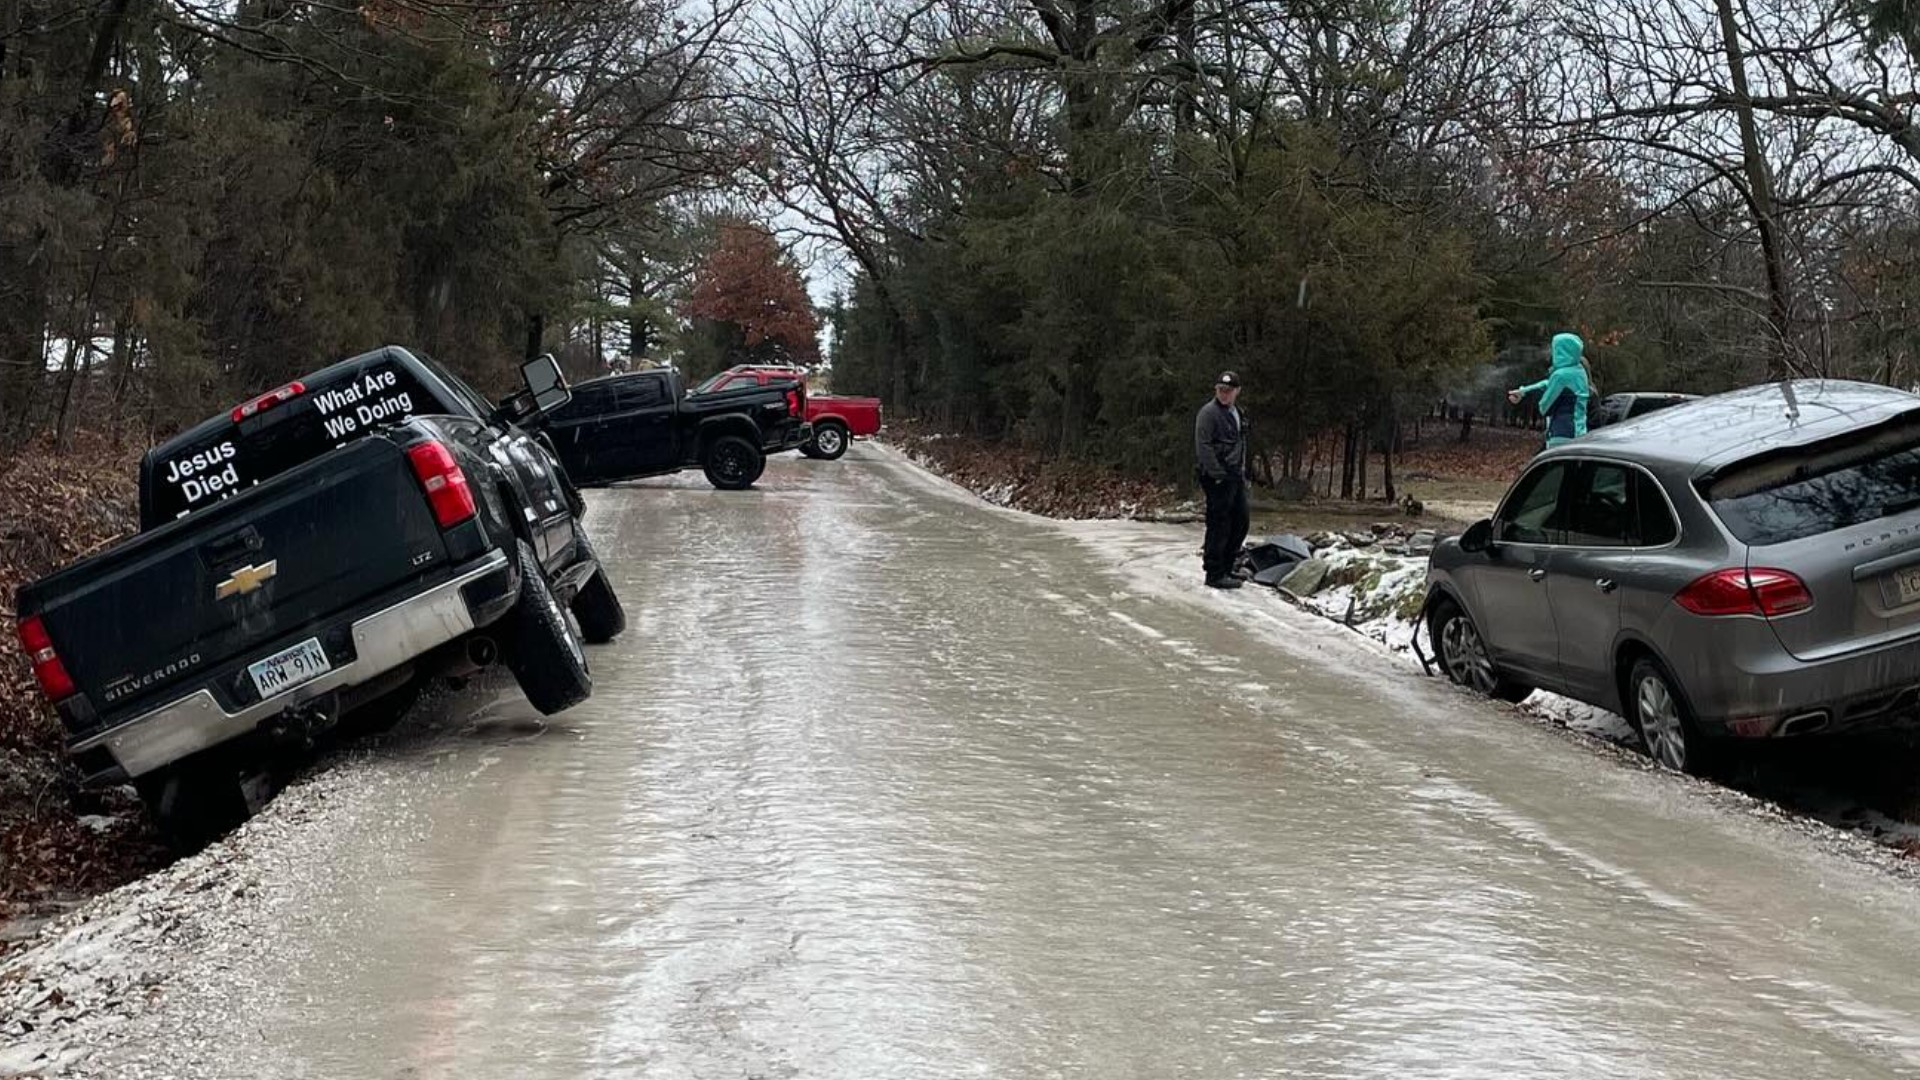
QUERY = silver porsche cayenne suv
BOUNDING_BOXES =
[1425,381,1920,774]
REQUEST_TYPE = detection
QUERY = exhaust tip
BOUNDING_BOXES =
[466,636,498,669]
[1779,711,1830,737]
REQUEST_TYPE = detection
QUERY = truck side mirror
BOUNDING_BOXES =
[1459,518,1495,555]
[521,353,572,415]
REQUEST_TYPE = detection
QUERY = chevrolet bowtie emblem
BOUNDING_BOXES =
[215,560,278,600]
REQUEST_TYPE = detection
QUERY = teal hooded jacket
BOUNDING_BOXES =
[1518,333,1591,446]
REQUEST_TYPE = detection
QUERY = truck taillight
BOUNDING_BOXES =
[1675,568,1812,618]
[786,387,802,414]
[406,441,477,528]
[231,381,306,423]
[16,615,76,702]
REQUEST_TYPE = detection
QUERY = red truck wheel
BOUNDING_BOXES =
[810,421,850,461]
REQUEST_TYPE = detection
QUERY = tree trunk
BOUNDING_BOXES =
[0,260,47,445]
[1062,5,1100,198]
[1714,0,1796,374]
[108,314,133,440]
[1340,423,1357,499]
[1358,433,1369,501]
[889,313,910,412]
[1173,0,1197,132]
[53,338,82,449]
[525,313,546,359]
[628,269,650,365]
[1381,416,1397,505]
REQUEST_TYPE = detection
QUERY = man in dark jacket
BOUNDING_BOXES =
[1195,372,1250,589]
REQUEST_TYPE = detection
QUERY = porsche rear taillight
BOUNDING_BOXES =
[1675,568,1812,618]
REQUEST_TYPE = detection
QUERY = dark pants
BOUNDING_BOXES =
[1201,476,1250,581]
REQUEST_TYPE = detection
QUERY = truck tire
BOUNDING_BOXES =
[135,755,251,853]
[703,434,763,490]
[811,420,850,460]
[506,540,593,715]
[570,531,626,644]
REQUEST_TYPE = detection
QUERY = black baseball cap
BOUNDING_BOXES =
[1215,371,1242,388]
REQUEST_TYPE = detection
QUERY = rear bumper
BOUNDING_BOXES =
[768,421,812,452]
[71,549,512,782]
[1671,617,1920,737]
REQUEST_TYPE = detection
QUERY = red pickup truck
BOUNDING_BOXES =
[692,365,882,460]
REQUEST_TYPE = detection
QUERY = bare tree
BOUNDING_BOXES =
[1537,0,1920,376]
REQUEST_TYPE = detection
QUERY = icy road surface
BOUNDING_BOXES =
[12,445,1920,1078]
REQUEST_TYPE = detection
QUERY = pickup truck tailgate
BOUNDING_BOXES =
[21,438,448,721]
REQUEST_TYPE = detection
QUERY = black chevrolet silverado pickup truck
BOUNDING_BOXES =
[14,346,624,845]
[540,367,811,489]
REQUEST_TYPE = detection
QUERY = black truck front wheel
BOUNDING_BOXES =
[506,540,593,715]
[703,434,764,490]
[570,531,627,644]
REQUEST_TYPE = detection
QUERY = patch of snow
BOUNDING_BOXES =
[980,482,1017,507]
[1526,690,1637,744]
[1275,545,1646,749]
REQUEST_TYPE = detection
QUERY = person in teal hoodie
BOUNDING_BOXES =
[1507,333,1592,448]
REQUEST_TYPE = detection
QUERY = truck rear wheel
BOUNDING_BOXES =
[506,540,592,715]
[570,531,626,644]
[703,434,763,490]
[810,421,850,460]
[135,755,252,853]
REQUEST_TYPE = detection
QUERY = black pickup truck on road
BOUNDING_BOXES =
[14,346,625,845]
[541,367,811,489]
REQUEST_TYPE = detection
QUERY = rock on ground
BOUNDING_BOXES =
[1277,558,1330,597]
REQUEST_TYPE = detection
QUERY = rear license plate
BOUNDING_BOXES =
[248,638,331,700]
[1895,568,1920,607]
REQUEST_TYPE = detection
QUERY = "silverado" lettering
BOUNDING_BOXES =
[103,653,203,704]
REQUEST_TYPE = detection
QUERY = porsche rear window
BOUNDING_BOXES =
[1704,419,1920,546]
